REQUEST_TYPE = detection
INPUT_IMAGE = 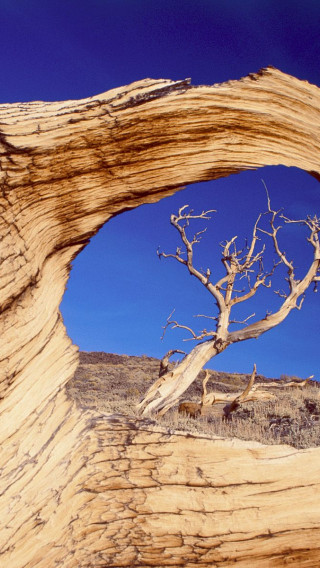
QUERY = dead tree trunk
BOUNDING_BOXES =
[138,201,320,416]
[1,68,320,567]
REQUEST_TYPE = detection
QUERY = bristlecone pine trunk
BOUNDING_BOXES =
[138,201,320,416]
[1,68,320,567]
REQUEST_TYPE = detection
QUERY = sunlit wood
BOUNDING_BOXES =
[1,67,320,567]
[139,202,319,416]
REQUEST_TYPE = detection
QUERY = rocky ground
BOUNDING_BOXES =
[66,351,320,449]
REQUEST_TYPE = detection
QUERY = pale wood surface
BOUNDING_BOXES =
[1,67,320,566]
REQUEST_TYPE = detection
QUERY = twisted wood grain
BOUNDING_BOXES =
[1,67,320,566]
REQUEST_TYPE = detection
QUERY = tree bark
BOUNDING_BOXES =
[1,67,320,566]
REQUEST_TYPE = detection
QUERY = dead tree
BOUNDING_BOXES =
[178,365,313,420]
[220,366,313,419]
[139,199,320,416]
[178,365,274,419]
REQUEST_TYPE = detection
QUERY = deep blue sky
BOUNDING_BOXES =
[1,1,320,379]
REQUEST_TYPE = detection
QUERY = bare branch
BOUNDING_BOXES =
[173,204,217,223]
[274,289,288,299]
[229,313,255,325]
[193,314,219,321]
[228,203,320,344]
[245,212,263,265]
[157,247,186,265]
[223,364,275,419]
[229,254,281,308]
[182,330,217,342]
[258,181,297,293]
[201,370,211,406]
[217,285,246,293]
[159,205,227,312]
[161,310,198,340]
[237,363,257,400]
[296,295,305,310]
[160,309,176,340]
[161,309,216,341]
[190,227,208,245]
[199,370,235,407]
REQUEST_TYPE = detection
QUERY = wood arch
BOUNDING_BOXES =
[1,67,320,567]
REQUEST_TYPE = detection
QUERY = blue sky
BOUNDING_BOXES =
[1,1,320,379]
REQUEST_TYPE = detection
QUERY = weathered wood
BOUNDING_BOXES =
[139,202,320,416]
[1,67,320,566]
